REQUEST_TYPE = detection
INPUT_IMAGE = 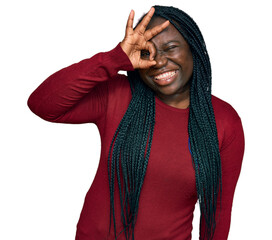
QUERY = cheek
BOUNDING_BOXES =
[184,50,194,74]
[138,70,145,80]
[186,59,194,78]
[178,53,193,77]
[139,71,152,86]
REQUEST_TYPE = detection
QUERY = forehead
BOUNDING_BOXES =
[147,16,170,28]
[147,16,185,43]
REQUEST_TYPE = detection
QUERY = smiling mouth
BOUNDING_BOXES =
[153,70,178,85]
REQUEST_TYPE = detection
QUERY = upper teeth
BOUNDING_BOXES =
[155,71,176,80]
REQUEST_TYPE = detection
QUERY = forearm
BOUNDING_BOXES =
[27,43,134,123]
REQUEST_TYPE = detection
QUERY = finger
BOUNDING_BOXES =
[125,10,135,35]
[135,7,155,34]
[138,58,156,69]
[144,20,170,40]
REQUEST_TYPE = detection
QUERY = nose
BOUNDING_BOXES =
[153,50,167,69]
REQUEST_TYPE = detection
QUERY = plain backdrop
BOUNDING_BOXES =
[1,0,271,239]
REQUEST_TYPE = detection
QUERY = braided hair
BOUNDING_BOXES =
[108,5,222,240]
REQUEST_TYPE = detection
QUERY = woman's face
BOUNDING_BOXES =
[138,17,193,108]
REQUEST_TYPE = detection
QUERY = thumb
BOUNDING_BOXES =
[138,59,156,69]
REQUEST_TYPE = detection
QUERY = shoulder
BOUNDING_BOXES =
[212,95,241,123]
[108,73,131,97]
[211,95,243,150]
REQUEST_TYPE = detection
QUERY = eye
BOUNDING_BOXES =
[141,50,150,59]
[165,45,178,51]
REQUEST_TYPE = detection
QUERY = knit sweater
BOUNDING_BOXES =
[28,43,244,240]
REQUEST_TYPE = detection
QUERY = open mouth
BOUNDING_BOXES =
[153,70,178,85]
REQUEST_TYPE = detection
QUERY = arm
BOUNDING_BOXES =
[204,117,245,239]
[28,8,169,124]
[27,43,134,124]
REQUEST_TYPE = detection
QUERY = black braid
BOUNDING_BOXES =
[108,71,155,240]
[108,5,222,240]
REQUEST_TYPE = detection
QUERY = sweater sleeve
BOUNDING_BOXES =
[27,43,134,124]
[205,116,245,239]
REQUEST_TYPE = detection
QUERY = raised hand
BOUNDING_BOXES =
[120,7,169,69]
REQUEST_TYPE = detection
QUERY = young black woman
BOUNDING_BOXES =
[28,6,244,240]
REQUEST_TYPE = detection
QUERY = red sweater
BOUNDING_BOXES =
[28,44,244,240]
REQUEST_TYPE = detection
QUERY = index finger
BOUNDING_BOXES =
[135,7,155,34]
[144,20,170,41]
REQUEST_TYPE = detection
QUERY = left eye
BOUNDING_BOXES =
[166,46,177,51]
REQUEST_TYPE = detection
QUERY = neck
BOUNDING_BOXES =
[157,89,190,109]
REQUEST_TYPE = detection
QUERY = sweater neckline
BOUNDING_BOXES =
[155,96,189,114]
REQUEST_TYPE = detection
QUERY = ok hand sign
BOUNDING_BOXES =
[120,7,169,69]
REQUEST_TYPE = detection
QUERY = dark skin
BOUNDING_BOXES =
[120,8,193,109]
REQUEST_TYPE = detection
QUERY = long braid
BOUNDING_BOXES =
[108,71,155,239]
[108,5,222,240]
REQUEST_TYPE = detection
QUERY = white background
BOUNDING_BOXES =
[1,0,271,239]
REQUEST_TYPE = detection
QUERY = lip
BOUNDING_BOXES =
[152,70,178,86]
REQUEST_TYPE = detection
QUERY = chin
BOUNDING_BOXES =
[156,83,183,96]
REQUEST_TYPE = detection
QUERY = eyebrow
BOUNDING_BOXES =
[163,40,181,46]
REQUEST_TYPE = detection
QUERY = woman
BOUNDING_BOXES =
[28,5,244,240]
